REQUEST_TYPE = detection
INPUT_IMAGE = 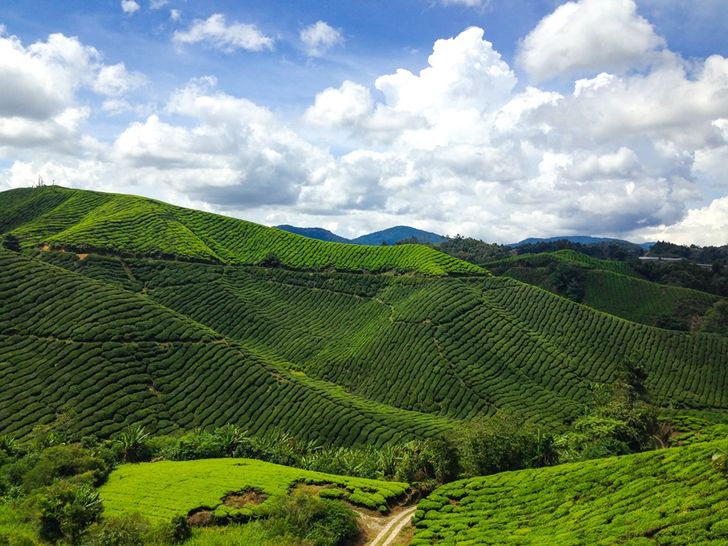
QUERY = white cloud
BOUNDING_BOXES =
[93,63,145,96]
[0,32,100,120]
[304,81,373,127]
[173,14,274,52]
[641,196,728,245]
[518,0,664,82]
[150,0,168,8]
[170,9,181,22]
[120,0,140,15]
[300,21,343,57]
[2,18,728,247]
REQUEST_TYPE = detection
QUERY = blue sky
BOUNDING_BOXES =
[1,0,727,243]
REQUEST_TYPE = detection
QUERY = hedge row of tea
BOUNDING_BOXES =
[487,250,720,328]
[411,439,728,545]
[35,253,728,429]
[0,249,451,443]
[100,458,409,522]
[0,186,482,275]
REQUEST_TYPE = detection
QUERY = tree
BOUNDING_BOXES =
[1,234,20,252]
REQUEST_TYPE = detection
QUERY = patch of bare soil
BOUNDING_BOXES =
[77,253,89,260]
[187,508,216,527]
[222,488,268,508]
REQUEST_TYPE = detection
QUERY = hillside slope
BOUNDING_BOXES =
[488,250,721,329]
[0,187,480,275]
[0,248,451,442]
[412,439,728,545]
[31,250,728,429]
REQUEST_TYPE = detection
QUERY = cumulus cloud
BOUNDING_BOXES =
[150,0,168,8]
[173,14,274,52]
[120,0,140,15]
[300,21,343,57]
[518,0,665,82]
[641,196,728,245]
[93,63,145,96]
[2,12,728,247]
[170,9,181,22]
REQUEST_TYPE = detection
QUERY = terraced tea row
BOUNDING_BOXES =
[1,186,482,275]
[0,249,451,443]
[487,250,721,328]
[412,439,728,545]
[38,253,728,427]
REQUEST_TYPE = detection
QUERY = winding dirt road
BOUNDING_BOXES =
[367,505,417,546]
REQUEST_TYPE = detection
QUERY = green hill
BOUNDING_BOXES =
[0,248,450,442]
[412,439,728,545]
[0,187,481,275]
[3,187,728,446]
[487,250,721,329]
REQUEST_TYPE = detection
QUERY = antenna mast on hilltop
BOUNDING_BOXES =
[35,175,45,188]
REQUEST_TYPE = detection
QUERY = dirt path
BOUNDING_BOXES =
[366,505,417,546]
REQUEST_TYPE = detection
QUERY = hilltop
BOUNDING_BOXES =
[0,186,479,276]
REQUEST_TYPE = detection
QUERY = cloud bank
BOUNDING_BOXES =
[1,0,727,245]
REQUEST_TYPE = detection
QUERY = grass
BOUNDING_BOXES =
[100,458,408,522]
[412,439,728,545]
[0,186,482,276]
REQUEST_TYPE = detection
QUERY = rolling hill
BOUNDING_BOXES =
[487,250,722,329]
[2,186,728,446]
[412,438,728,545]
[0,187,479,276]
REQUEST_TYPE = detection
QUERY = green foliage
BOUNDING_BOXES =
[489,250,720,328]
[412,439,728,545]
[82,514,151,546]
[1,186,482,275]
[99,457,408,522]
[265,492,359,546]
[35,481,102,543]
[22,445,108,492]
[450,414,557,477]
[116,425,151,463]
[701,300,728,334]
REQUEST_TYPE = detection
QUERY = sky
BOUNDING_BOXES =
[0,0,727,244]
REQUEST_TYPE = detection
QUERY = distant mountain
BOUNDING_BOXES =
[276,224,446,246]
[511,235,652,249]
[276,225,349,243]
[352,226,445,246]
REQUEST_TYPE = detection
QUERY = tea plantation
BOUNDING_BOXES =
[100,458,408,521]
[2,185,728,441]
[412,439,728,545]
[487,250,721,328]
[0,186,482,275]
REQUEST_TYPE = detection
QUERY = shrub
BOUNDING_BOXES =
[82,514,150,546]
[116,426,151,463]
[22,445,109,492]
[36,482,102,543]
[264,492,359,546]
[451,414,555,477]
